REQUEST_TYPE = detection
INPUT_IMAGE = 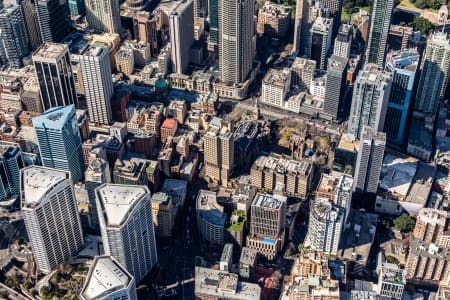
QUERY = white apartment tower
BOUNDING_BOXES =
[79,45,114,125]
[169,0,194,74]
[96,184,158,284]
[21,166,84,273]
[219,0,254,84]
[85,0,121,34]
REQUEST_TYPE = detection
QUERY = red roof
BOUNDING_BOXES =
[161,118,176,129]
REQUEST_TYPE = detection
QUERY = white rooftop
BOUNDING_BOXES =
[96,184,148,227]
[22,166,69,208]
[81,256,132,300]
[380,154,417,197]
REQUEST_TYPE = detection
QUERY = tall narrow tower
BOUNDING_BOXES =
[85,0,121,34]
[35,0,71,42]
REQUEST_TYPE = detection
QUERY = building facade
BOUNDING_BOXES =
[324,55,348,119]
[169,0,194,74]
[35,0,71,42]
[0,142,24,204]
[85,0,121,33]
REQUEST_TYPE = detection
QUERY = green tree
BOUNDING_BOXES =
[40,286,54,300]
[0,290,7,298]
[386,255,400,265]
[413,17,436,36]
[394,213,415,233]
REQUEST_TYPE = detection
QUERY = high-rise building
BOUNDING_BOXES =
[96,184,158,283]
[348,64,392,139]
[321,0,342,37]
[324,55,348,119]
[151,192,175,238]
[21,166,84,273]
[79,45,113,125]
[353,127,386,193]
[169,0,194,74]
[384,49,420,148]
[80,255,137,300]
[310,17,333,70]
[196,189,226,245]
[85,0,121,34]
[33,42,77,111]
[68,0,85,16]
[133,11,159,57]
[293,0,313,56]
[204,117,234,186]
[32,105,85,183]
[333,24,353,58]
[388,25,414,51]
[21,0,42,50]
[193,0,207,18]
[256,2,291,38]
[291,57,316,91]
[219,0,253,84]
[0,3,30,68]
[35,0,71,42]
[365,0,393,67]
[415,31,450,116]
[246,193,286,260]
[208,0,218,51]
[0,142,24,204]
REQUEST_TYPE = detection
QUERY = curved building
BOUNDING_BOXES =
[196,190,226,246]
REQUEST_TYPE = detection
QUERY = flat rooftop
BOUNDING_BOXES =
[379,154,418,198]
[197,190,226,227]
[263,68,290,87]
[33,42,68,60]
[240,247,258,265]
[405,162,435,205]
[252,193,286,210]
[81,256,133,300]
[21,166,69,208]
[96,184,148,227]
[32,105,75,130]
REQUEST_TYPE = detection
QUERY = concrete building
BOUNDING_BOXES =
[151,192,174,238]
[161,178,187,208]
[35,0,71,42]
[384,49,419,148]
[21,0,42,51]
[247,193,286,260]
[113,153,149,186]
[196,190,226,246]
[85,0,121,34]
[33,105,85,184]
[291,57,316,91]
[311,17,333,70]
[376,255,406,300]
[293,0,313,56]
[0,3,30,69]
[414,208,447,243]
[261,68,291,108]
[354,127,386,194]
[80,255,137,300]
[204,117,234,186]
[167,100,187,124]
[219,0,253,84]
[68,0,85,16]
[160,118,178,142]
[33,42,77,111]
[324,55,348,119]
[219,243,233,272]
[250,154,313,197]
[115,46,134,76]
[388,25,414,51]
[0,142,23,206]
[256,2,291,38]
[333,24,353,58]
[239,247,258,279]
[365,0,394,67]
[80,45,114,125]
[348,64,392,139]
[96,184,158,284]
[21,166,84,273]
[169,0,194,74]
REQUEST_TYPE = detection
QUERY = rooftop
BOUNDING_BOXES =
[33,42,68,60]
[240,247,258,265]
[379,154,418,198]
[197,190,226,227]
[312,17,333,32]
[96,184,149,227]
[81,256,133,300]
[263,68,290,88]
[152,192,172,207]
[405,162,435,205]
[32,105,75,130]
[259,2,291,16]
[162,118,177,129]
[227,210,247,232]
[252,153,313,177]
[252,193,286,210]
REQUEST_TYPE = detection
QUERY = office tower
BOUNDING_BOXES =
[208,0,218,51]
[365,0,394,67]
[0,3,30,68]
[35,0,71,42]
[324,55,348,119]
[333,24,353,58]
[376,256,406,300]
[196,190,226,245]
[219,0,253,84]
[113,153,150,186]
[21,166,84,274]
[291,57,316,91]
[406,208,450,284]
[133,12,159,57]
[21,0,42,50]
[32,105,85,183]
[85,0,121,34]
[256,2,291,38]
[321,0,342,37]
[152,192,175,238]
[80,256,137,300]
[246,193,286,260]
[348,64,392,139]
[353,127,386,193]
[79,45,113,125]
[68,0,85,16]
[0,142,23,203]
[204,117,234,186]
[96,184,158,283]
[293,0,313,55]
[310,17,333,70]
[388,25,414,51]
[169,0,194,74]
[261,68,291,108]
[384,50,420,148]
[85,149,111,230]
[33,42,77,111]
[193,0,207,17]
[415,31,450,116]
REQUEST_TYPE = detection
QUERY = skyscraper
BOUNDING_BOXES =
[85,0,121,34]
[333,24,353,58]
[33,105,86,183]
[384,49,420,148]
[219,0,253,84]
[324,55,348,120]
[321,0,343,37]
[204,117,234,186]
[79,45,113,125]
[208,0,218,50]
[293,0,313,55]
[365,0,394,67]
[0,142,24,203]
[353,127,386,193]
[169,0,194,74]
[35,0,71,42]
[415,31,450,116]
[21,0,42,50]
[68,0,85,16]
[310,17,333,70]
[33,42,77,111]
[0,3,30,68]
[348,64,392,139]
[21,166,84,273]
[96,184,158,284]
